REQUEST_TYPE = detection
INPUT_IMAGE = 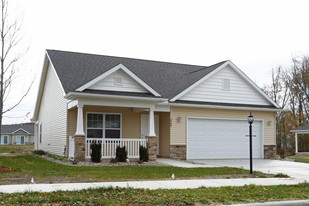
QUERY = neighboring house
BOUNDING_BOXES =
[0,123,35,145]
[32,50,280,161]
[290,124,309,153]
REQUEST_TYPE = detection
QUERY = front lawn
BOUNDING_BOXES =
[0,145,33,154]
[0,154,267,184]
[287,154,309,163]
[1,183,309,205]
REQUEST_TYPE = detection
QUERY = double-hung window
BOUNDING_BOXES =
[1,135,8,145]
[16,136,25,145]
[87,113,121,139]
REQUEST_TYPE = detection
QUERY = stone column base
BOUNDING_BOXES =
[170,145,186,160]
[147,136,157,161]
[264,145,276,159]
[73,135,85,161]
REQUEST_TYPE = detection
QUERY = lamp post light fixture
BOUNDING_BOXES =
[248,112,254,174]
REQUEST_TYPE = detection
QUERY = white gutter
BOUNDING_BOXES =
[65,92,168,102]
[167,102,282,112]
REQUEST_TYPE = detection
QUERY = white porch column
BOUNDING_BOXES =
[75,104,85,136]
[148,108,156,136]
[295,132,298,153]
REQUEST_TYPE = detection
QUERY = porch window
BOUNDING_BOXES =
[87,113,121,139]
[1,135,8,144]
[16,136,25,145]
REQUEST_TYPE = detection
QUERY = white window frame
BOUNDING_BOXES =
[1,135,8,145]
[16,135,25,145]
[39,123,42,144]
[86,112,122,139]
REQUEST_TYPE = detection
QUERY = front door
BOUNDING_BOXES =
[141,114,159,155]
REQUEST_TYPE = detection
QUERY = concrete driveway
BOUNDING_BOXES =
[191,159,309,180]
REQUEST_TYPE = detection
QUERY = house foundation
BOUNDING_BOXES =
[264,145,276,159]
[170,145,186,160]
[147,136,157,161]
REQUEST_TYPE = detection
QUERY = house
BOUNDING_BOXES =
[291,124,309,153]
[0,123,35,145]
[32,50,280,161]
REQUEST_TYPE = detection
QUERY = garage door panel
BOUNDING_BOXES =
[187,118,262,159]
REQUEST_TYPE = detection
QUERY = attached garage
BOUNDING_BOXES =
[187,118,263,159]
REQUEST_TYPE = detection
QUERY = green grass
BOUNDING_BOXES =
[0,155,266,183]
[287,154,309,163]
[0,145,33,154]
[0,183,309,205]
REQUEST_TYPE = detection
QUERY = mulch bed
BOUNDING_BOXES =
[0,165,20,173]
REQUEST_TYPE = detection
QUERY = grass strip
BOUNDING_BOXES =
[0,155,265,183]
[0,183,308,205]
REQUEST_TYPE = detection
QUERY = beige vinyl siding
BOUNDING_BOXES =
[179,65,271,105]
[37,63,67,155]
[88,70,148,93]
[170,106,276,146]
[159,112,170,157]
[68,106,142,139]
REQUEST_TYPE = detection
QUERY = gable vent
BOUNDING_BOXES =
[114,76,123,86]
[223,79,230,90]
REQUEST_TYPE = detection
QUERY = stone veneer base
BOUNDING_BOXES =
[147,136,157,161]
[170,145,186,160]
[73,135,85,161]
[264,145,276,159]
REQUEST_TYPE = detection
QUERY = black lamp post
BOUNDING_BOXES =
[248,112,254,174]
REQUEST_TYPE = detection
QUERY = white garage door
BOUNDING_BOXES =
[187,118,263,159]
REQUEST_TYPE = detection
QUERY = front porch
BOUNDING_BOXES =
[67,100,170,161]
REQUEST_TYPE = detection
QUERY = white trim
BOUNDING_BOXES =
[186,116,264,160]
[170,61,280,108]
[167,102,281,112]
[65,92,166,102]
[290,130,309,133]
[68,100,78,109]
[76,64,161,97]
[11,128,30,135]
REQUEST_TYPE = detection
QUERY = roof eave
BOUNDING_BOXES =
[65,91,168,102]
[167,102,282,112]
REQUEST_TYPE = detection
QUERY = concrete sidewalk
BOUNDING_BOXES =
[0,177,306,193]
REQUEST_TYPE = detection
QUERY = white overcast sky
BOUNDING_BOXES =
[4,0,309,124]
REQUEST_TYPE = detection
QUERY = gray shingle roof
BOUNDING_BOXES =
[46,50,227,99]
[1,124,34,134]
[292,124,309,131]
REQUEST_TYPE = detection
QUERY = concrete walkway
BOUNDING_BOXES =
[157,158,220,168]
[190,159,309,179]
[0,177,305,193]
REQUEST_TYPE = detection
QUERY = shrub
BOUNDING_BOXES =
[33,150,46,155]
[139,145,149,162]
[116,146,127,162]
[90,143,101,163]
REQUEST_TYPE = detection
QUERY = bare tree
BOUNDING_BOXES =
[0,0,33,139]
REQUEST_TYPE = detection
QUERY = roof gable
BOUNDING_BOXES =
[76,64,159,96]
[171,61,279,108]
[12,128,29,135]
[1,124,34,134]
[178,64,270,105]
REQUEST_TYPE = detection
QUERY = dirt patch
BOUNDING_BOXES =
[0,165,20,173]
